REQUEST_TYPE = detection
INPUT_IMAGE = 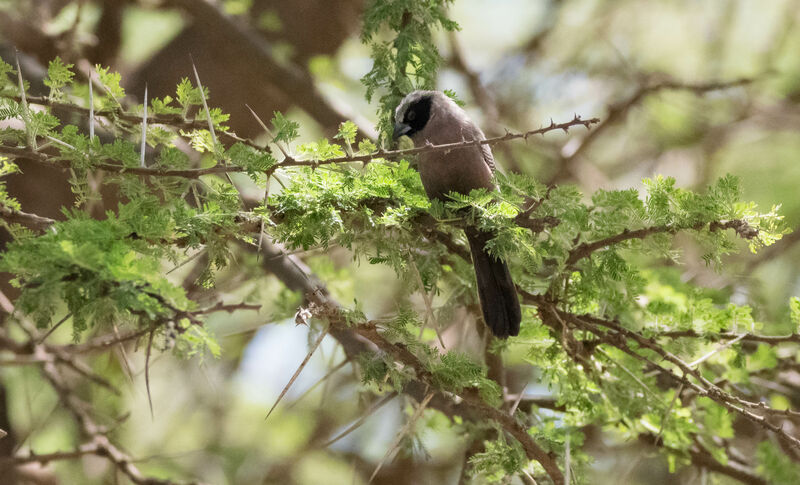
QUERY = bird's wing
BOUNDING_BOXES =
[480,142,496,173]
[461,120,496,173]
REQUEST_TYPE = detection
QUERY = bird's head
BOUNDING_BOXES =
[393,90,435,141]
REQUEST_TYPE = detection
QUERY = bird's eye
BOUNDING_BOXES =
[407,110,416,121]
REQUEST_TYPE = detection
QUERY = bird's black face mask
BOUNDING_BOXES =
[393,95,432,140]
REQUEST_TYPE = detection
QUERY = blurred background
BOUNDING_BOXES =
[2,0,800,483]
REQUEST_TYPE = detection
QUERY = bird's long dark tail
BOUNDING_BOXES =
[465,228,521,338]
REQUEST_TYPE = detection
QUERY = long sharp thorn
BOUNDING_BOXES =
[140,84,148,168]
[286,359,349,411]
[88,69,95,141]
[145,330,155,420]
[368,392,434,483]
[256,179,270,262]
[45,135,76,150]
[565,433,571,485]
[190,58,217,147]
[509,383,527,416]
[191,57,243,202]
[320,392,397,447]
[242,104,279,252]
[14,50,34,150]
[265,328,328,421]
[245,104,290,158]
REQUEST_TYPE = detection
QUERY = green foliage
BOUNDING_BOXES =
[270,160,428,250]
[271,111,300,144]
[0,157,20,212]
[226,142,277,180]
[0,209,190,338]
[0,58,17,97]
[358,138,377,154]
[641,273,759,335]
[0,60,256,340]
[789,297,800,330]
[178,323,222,360]
[335,120,359,145]
[357,351,413,391]
[94,64,126,106]
[749,344,778,371]
[0,98,22,123]
[756,441,800,485]
[175,77,206,110]
[468,436,526,482]
[200,107,230,131]
[181,128,214,153]
[361,0,460,138]
[43,57,75,100]
[297,138,345,161]
[443,88,465,107]
[697,397,734,440]
[429,351,502,406]
[28,110,61,142]
[149,95,182,115]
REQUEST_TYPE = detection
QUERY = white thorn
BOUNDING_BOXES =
[14,50,34,150]
[140,84,148,168]
[191,58,217,146]
[88,68,95,142]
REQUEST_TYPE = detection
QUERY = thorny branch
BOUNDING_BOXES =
[637,433,768,485]
[7,93,256,147]
[566,219,759,266]
[0,115,599,178]
[0,202,56,231]
[0,3,793,485]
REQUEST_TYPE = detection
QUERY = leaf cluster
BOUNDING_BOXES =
[361,0,460,139]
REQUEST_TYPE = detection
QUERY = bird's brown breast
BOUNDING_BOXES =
[417,145,495,200]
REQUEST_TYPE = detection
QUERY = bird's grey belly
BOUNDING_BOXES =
[417,147,494,200]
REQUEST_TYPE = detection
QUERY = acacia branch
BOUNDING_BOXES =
[11,93,233,133]
[655,329,800,345]
[1,442,101,466]
[1,302,260,359]
[0,201,56,231]
[1,115,599,178]
[566,219,759,266]
[0,131,776,485]
[636,434,767,485]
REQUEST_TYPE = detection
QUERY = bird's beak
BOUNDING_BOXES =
[392,122,411,140]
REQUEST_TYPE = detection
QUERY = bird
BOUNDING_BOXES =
[393,90,521,338]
